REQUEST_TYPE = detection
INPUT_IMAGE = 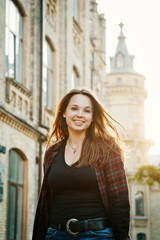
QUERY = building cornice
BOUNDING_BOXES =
[105,86,147,99]
[0,106,46,141]
[107,71,145,79]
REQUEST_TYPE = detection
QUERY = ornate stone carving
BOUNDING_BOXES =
[5,78,33,121]
[45,0,57,30]
[105,86,147,103]
[134,217,148,227]
[0,109,40,140]
[6,78,31,99]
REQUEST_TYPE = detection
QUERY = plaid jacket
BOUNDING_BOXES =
[32,140,130,240]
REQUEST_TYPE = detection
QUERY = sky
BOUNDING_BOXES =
[97,0,160,155]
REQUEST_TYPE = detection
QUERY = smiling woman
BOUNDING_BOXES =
[63,94,93,134]
[32,88,131,240]
[63,94,93,166]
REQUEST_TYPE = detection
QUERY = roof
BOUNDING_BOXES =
[109,22,137,74]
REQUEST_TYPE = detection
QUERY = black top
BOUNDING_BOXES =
[47,142,107,224]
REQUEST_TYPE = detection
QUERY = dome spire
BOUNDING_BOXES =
[118,21,126,40]
[109,22,135,73]
[119,21,123,32]
[119,21,124,34]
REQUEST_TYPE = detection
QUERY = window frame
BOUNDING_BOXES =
[117,78,122,86]
[43,38,54,111]
[5,0,23,84]
[137,233,146,240]
[7,149,25,240]
[116,52,124,68]
[72,0,79,23]
[135,191,144,216]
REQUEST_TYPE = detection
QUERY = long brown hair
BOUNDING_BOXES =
[46,88,125,167]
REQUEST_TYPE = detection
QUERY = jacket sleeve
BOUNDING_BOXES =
[105,152,130,240]
[32,146,55,240]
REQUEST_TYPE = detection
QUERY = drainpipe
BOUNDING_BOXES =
[38,0,49,193]
[38,137,42,193]
[39,0,49,130]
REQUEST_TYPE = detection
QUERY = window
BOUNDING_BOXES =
[135,191,144,216]
[43,39,54,110]
[116,52,124,68]
[137,233,146,240]
[5,0,23,83]
[117,78,122,86]
[134,78,138,86]
[72,66,79,88]
[73,0,79,22]
[7,150,24,240]
[92,51,97,71]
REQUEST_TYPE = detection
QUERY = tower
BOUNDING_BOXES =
[102,23,150,174]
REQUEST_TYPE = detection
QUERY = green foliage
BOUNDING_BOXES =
[133,164,160,186]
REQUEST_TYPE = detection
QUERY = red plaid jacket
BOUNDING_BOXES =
[32,140,130,240]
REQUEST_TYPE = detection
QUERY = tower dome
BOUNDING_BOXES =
[101,22,150,172]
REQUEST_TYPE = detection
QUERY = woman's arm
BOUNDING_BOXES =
[105,152,130,240]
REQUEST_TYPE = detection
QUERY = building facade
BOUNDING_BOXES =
[0,0,160,240]
[0,0,106,239]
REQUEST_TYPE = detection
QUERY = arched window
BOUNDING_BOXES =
[43,39,54,110]
[73,0,79,22]
[134,78,138,86]
[137,233,146,240]
[117,78,122,86]
[5,0,23,83]
[135,191,144,216]
[72,66,79,88]
[116,52,124,68]
[7,150,24,239]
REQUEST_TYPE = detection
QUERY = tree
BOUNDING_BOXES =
[133,164,160,186]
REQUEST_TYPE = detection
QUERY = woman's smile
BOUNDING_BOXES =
[74,120,84,126]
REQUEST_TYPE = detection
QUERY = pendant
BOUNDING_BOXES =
[73,149,76,154]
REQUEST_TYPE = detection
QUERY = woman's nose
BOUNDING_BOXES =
[77,109,83,116]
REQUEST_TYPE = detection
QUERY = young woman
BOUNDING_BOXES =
[32,89,130,240]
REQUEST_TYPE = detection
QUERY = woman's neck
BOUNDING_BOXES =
[68,132,85,145]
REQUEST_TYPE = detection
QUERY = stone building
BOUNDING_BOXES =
[0,0,106,239]
[102,23,160,240]
[1,0,160,239]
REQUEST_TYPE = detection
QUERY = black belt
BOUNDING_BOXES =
[50,217,111,235]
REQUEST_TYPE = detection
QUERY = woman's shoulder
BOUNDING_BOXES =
[44,140,65,162]
[43,140,65,173]
[46,140,64,154]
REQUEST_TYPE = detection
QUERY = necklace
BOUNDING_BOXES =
[68,140,82,154]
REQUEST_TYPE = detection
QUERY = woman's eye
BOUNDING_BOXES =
[71,107,77,111]
[84,109,91,113]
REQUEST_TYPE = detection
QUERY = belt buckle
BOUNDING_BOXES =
[66,218,79,235]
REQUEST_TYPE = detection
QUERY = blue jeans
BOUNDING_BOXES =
[46,227,114,240]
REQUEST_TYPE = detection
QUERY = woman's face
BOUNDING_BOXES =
[63,94,93,134]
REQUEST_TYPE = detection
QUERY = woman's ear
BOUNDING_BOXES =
[63,113,66,118]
